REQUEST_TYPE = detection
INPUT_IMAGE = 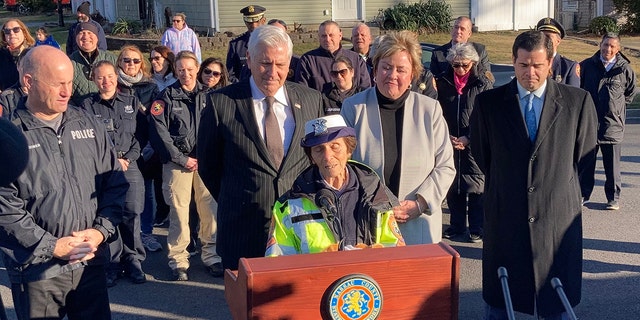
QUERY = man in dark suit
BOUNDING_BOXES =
[198,25,324,270]
[430,16,491,79]
[471,31,597,319]
[536,17,580,87]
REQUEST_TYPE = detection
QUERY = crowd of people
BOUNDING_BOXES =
[0,2,636,319]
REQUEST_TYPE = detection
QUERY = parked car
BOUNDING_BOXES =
[421,42,515,86]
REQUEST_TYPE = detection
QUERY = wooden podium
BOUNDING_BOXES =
[225,243,460,319]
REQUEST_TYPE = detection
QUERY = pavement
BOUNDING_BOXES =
[1,121,640,319]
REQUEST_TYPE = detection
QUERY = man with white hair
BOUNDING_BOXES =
[198,25,324,270]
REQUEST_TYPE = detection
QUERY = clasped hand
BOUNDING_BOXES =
[53,229,104,264]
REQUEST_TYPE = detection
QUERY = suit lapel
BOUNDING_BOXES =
[281,83,304,172]
[235,83,276,171]
[534,80,563,149]
[499,80,530,142]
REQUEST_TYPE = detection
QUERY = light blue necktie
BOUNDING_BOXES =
[524,94,537,142]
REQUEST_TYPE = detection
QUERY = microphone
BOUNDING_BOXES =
[497,267,516,320]
[550,277,578,320]
[315,189,337,221]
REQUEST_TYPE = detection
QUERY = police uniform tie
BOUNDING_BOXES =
[524,93,537,142]
[264,96,284,169]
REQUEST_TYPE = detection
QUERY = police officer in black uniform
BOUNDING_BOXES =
[536,17,581,87]
[226,5,266,83]
[81,60,147,287]
[0,45,127,320]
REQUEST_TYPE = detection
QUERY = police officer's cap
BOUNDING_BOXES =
[536,17,565,39]
[241,5,266,23]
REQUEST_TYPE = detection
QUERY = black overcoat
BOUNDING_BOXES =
[470,79,597,316]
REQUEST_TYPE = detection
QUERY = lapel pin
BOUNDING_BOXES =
[294,103,301,109]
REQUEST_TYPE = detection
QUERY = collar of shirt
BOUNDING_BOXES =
[516,80,547,124]
[600,55,617,71]
[249,76,295,156]
[249,76,288,106]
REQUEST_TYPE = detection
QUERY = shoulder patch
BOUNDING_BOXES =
[150,100,165,116]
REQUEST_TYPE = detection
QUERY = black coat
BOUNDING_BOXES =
[197,81,324,270]
[471,79,597,316]
[436,67,491,194]
[580,51,637,144]
[0,48,19,91]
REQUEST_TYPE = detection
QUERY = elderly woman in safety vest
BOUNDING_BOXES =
[265,115,405,256]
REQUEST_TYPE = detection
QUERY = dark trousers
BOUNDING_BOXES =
[580,144,621,201]
[11,265,110,320]
[109,162,146,272]
[447,191,484,235]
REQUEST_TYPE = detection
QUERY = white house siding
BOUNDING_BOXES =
[471,0,552,31]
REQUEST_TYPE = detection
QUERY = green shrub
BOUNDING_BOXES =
[376,0,452,33]
[588,16,619,35]
[112,18,142,35]
[613,0,640,33]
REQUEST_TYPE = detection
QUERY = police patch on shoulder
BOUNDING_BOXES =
[150,100,165,116]
[326,274,382,320]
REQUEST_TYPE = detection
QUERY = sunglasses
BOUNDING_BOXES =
[452,63,471,69]
[3,27,21,35]
[330,69,349,77]
[150,56,163,61]
[173,20,183,23]
[123,58,142,64]
[203,68,222,77]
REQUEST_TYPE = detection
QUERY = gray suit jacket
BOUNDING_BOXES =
[198,81,323,269]
[341,88,455,244]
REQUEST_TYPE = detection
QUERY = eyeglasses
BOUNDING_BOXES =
[3,27,21,35]
[173,20,183,23]
[123,58,142,64]
[452,63,471,69]
[150,56,163,61]
[203,68,221,77]
[330,69,349,77]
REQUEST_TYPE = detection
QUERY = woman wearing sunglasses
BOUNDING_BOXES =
[197,57,229,91]
[435,42,493,243]
[150,45,177,92]
[0,19,35,90]
[322,56,364,115]
[117,45,159,110]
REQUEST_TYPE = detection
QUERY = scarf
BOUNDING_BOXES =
[118,69,144,87]
[453,71,470,95]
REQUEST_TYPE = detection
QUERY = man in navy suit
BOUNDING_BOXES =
[198,25,324,270]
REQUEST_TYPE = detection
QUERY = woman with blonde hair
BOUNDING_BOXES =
[148,51,221,281]
[0,18,35,90]
[341,30,455,245]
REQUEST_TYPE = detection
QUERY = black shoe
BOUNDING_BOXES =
[172,268,188,281]
[468,233,483,243]
[128,268,146,284]
[206,262,224,278]
[606,200,619,210]
[105,271,119,287]
[443,227,464,239]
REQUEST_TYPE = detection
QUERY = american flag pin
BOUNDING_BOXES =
[294,103,301,109]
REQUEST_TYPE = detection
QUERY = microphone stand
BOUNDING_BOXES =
[550,278,578,320]
[497,267,516,320]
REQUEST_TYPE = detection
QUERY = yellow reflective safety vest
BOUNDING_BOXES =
[266,161,405,256]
